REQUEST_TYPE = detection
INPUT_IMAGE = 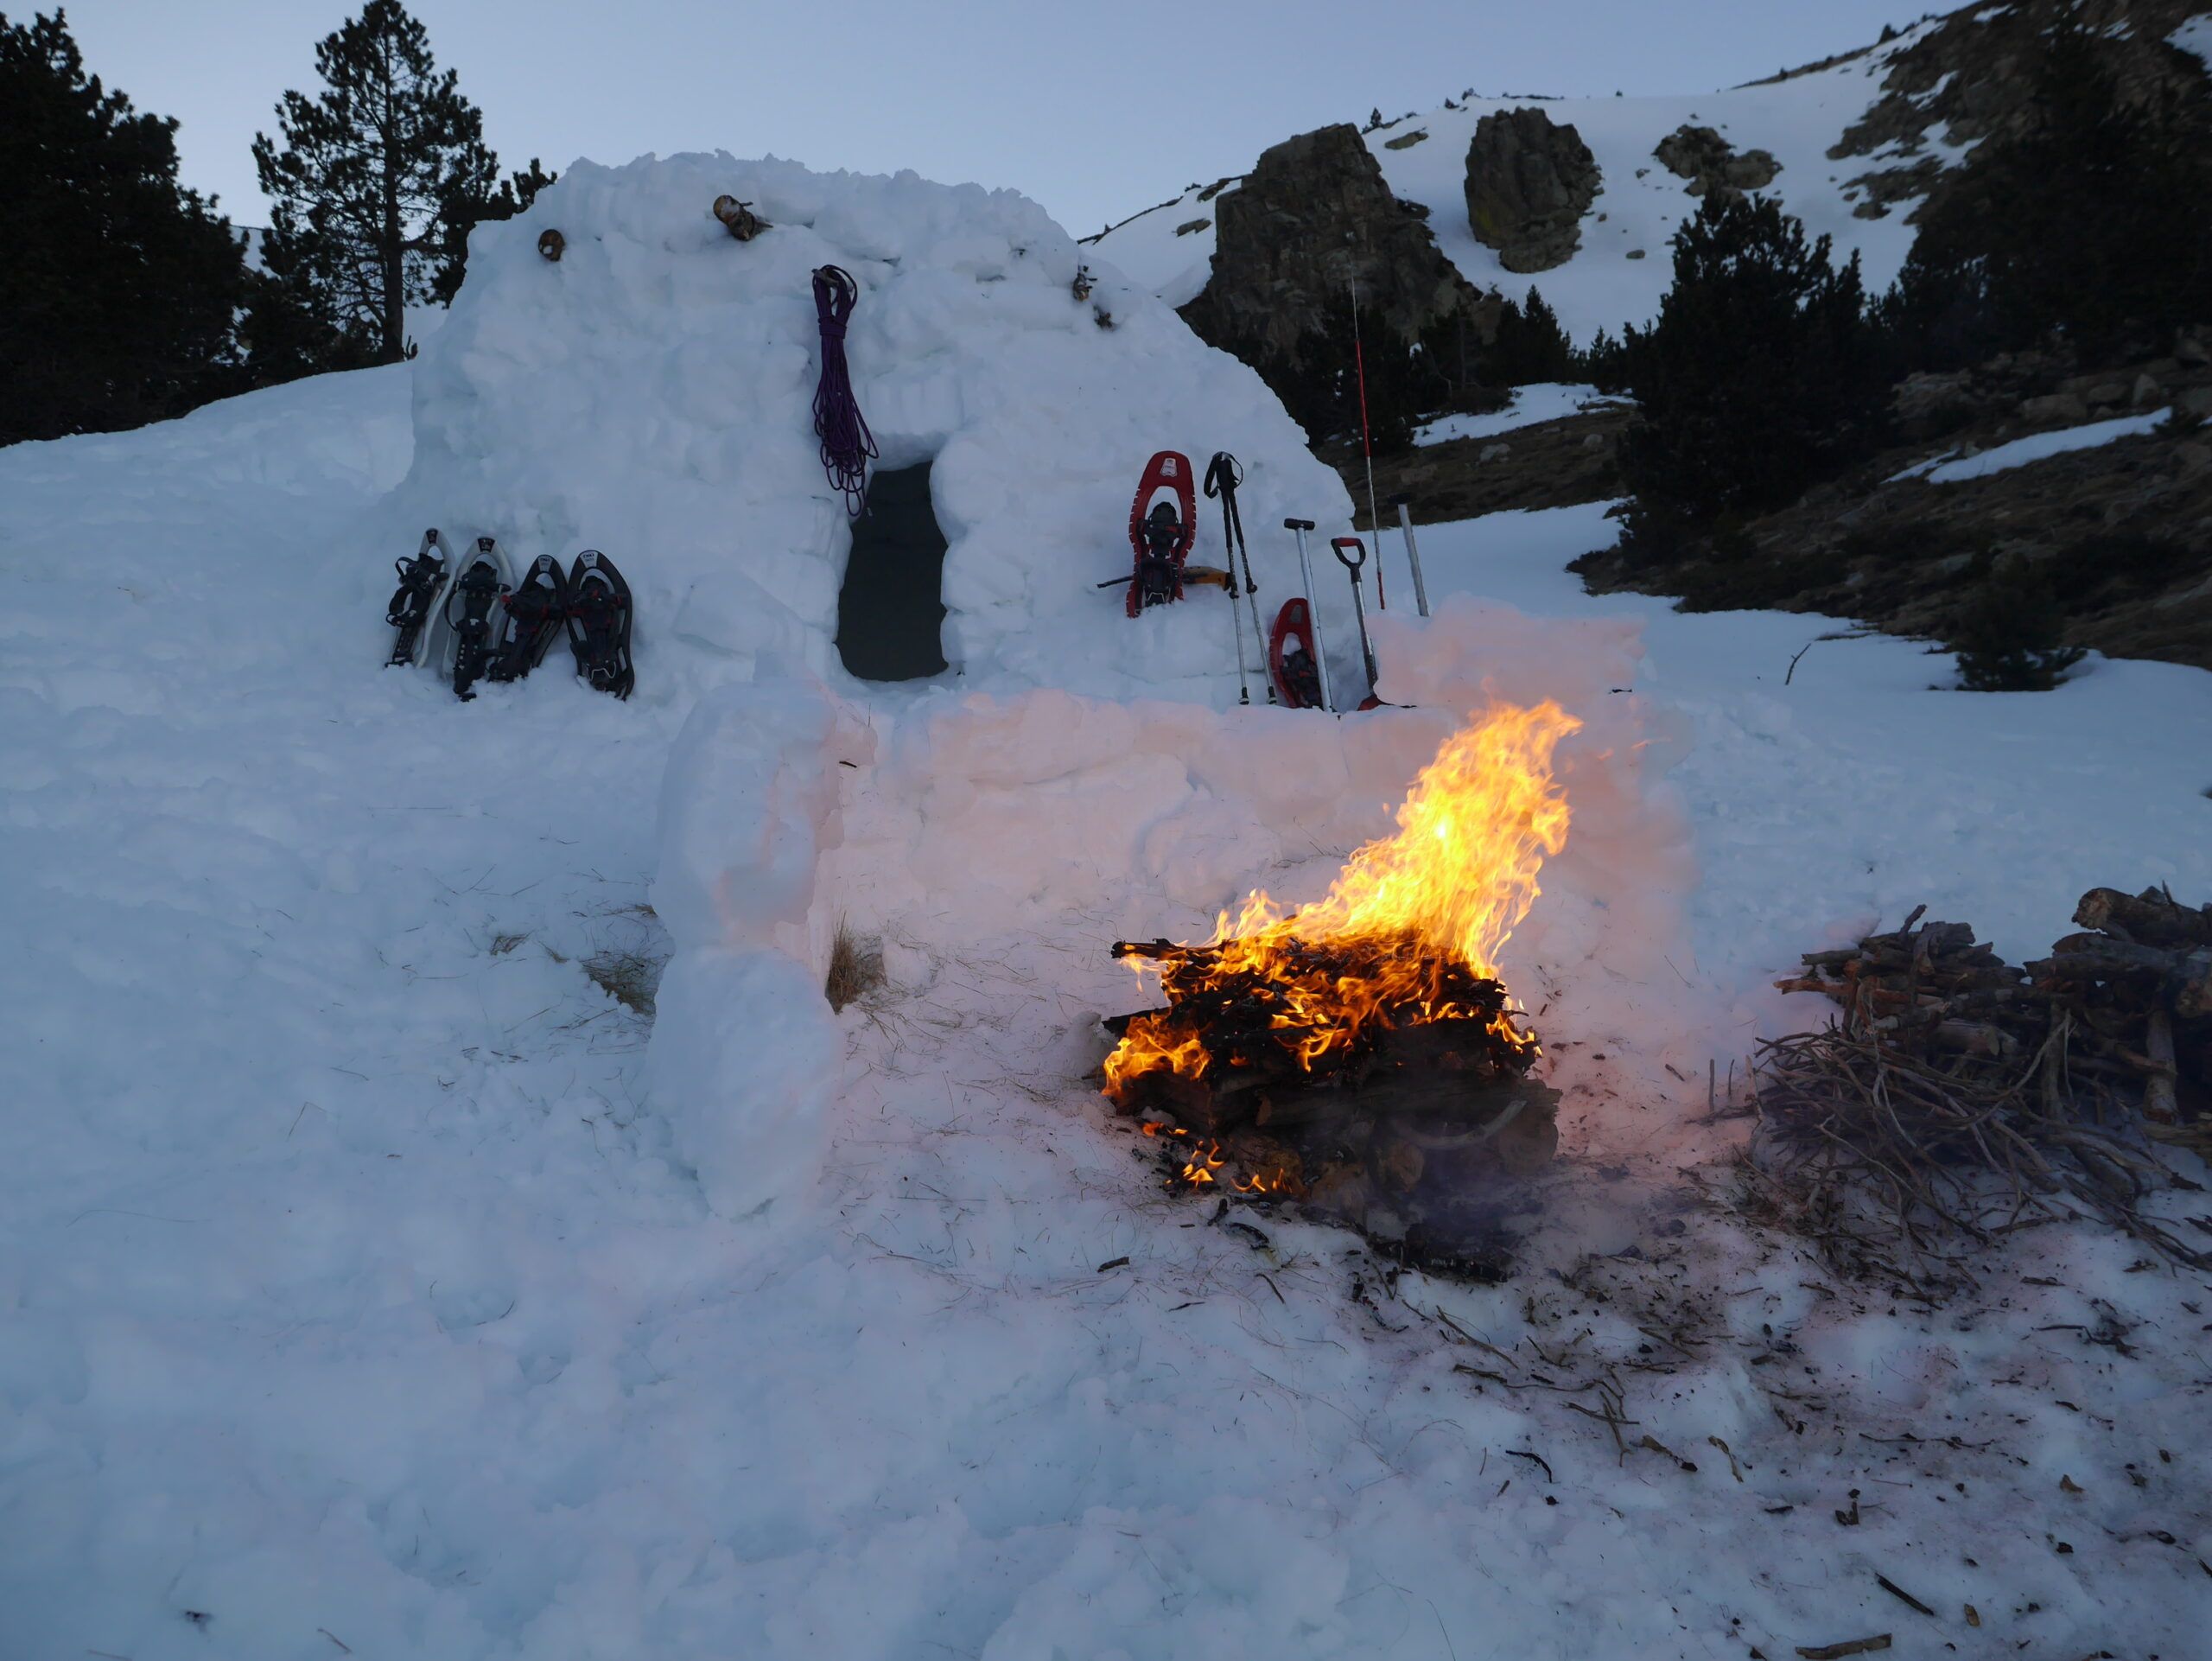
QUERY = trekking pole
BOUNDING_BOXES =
[1349,271,1385,610]
[1207,452,1274,704]
[1332,536,1380,702]
[1393,495,1431,619]
[1284,518,1335,713]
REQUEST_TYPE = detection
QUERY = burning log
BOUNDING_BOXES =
[1098,702,1583,1240]
[1104,930,1560,1200]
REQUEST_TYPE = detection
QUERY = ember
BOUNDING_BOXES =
[1103,703,1580,1241]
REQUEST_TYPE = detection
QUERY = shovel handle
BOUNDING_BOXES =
[1331,536,1367,573]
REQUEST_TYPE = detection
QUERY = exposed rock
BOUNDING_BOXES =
[2020,392,2089,424]
[1174,218,1210,237]
[1626,248,1647,260]
[2085,381,2126,408]
[2133,372,2164,407]
[2179,331,2210,368]
[1179,123,1498,362]
[1382,130,1428,150]
[1893,370,1983,437]
[2184,387,2212,419]
[1463,107,1601,274]
[1842,156,1943,220]
[1652,124,1783,202]
[1478,442,1512,463]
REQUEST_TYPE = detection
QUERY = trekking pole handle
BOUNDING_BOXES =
[1332,536,1367,573]
[1283,518,1316,531]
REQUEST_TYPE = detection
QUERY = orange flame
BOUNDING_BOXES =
[1106,700,1580,1108]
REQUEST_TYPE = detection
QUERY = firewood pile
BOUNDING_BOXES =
[1749,888,2212,1286]
[1102,931,1560,1248]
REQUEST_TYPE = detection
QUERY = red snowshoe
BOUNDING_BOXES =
[1268,598,1325,710]
[1125,450,1197,617]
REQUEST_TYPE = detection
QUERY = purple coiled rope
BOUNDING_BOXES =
[811,264,878,515]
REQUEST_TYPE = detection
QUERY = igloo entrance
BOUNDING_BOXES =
[836,462,948,682]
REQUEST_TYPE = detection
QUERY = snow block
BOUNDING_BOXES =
[652,669,874,958]
[649,945,842,1221]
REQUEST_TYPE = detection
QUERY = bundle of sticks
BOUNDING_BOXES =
[1776,889,2210,1124]
[1103,932,1558,1198]
[1751,888,2212,1282]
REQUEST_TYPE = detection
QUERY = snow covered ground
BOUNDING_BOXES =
[1410,383,1626,446]
[1091,17,1960,345]
[7,351,2212,1658]
[1914,406,2174,483]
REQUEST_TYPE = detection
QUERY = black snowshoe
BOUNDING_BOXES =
[444,537,512,701]
[486,554,571,684]
[385,530,449,667]
[564,550,634,699]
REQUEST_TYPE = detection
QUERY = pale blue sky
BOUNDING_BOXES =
[63,0,1917,235]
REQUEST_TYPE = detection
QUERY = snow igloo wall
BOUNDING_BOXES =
[386,152,1354,704]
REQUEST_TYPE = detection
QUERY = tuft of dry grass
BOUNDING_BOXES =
[586,948,662,1018]
[824,919,886,1013]
[488,931,529,957]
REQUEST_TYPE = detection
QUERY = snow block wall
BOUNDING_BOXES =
[389,153,1353,707]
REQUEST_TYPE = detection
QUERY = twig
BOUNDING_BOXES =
[1873,1575,1933,1617]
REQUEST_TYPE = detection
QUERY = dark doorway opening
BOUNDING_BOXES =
[836,462,949,681]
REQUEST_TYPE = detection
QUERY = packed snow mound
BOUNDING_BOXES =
[388,152,1352,706]
[1091,17,1957,344]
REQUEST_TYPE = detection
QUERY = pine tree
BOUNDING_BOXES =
[435,156,557,305]
[1,10,250,445]
[1484,286,1575,386]
[1950,557,2086,692]
[251,0,500,366]
[1886,17,2212,366]
[1617,194,1886,544]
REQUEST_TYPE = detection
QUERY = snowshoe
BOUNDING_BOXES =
[385,530,449,667]
[1124,450,1196,617]
[486,554,571,684]
[1269,598,1325,710]
[442,537,513,701]
[564,550,634,699]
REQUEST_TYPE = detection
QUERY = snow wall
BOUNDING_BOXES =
[387,153,1693,1220]
[652,599,1702,1223]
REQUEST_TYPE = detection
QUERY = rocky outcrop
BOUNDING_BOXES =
[1829,0,2212,221]
[1179,123,1497,362]
[1463,108,1601,274]
[1652,124,1782,201]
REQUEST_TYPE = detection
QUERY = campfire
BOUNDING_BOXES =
[1102,702,1581,1251]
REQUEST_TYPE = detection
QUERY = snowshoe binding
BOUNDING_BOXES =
[385,530,449,667]
[1269,597,1325,710]
[443,537,512,701]
[1125,450,1196,617]
[486,554,571,684]
[564,550,634,699]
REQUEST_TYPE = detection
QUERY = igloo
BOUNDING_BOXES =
[386,152,1355,707]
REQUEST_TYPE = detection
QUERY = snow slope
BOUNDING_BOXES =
[9,343,2212,1658]
[1090,17,1961,345]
